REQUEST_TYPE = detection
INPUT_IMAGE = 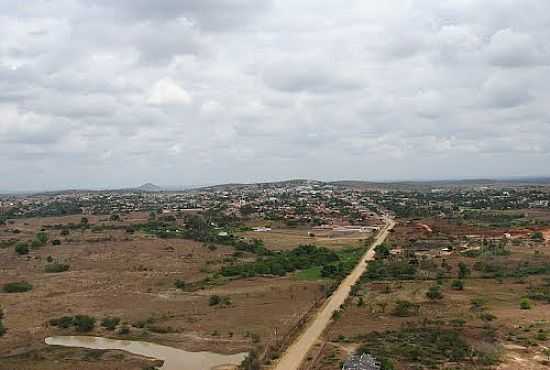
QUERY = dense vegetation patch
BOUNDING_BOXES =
[220,244,352,278]
[3,281,33,293]
[361,259,417,282]
[0,308,6,337]
[44,263,70,273]
[49,315,96,332]
[357,325,498,368]
[139,215,270,255]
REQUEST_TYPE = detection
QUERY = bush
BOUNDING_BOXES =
[520,298,532,310]
[73,315,96,332]
[48,314,98,332]
[391,300,420,317]
[3,281,33,293]
[458,262,470,279]
[451,280,464,290]
[14,242,29,255]
[31,239,43,249]
[45,263,70,273]
[101,317,121,331]
[49,316,75,329]
[174,279,186,290]
[51,239,62,246]
[426,286,443,300]
[0,320,6,337]
[209,295,221,306]
[35,232,49,244]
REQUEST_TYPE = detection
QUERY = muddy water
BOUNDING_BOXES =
[45,336,247,370]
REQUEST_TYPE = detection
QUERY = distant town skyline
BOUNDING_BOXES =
[2,1,550,190]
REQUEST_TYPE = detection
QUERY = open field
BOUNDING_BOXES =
[0,213,331,369]
[239,228,374,251]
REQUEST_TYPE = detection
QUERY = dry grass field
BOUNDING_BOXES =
[0,213,329,369]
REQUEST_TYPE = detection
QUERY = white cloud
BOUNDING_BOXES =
[147,78,192,106]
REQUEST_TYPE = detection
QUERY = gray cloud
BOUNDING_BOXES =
[1,0,550,190]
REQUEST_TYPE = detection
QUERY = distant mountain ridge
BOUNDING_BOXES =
[4,176,550,196]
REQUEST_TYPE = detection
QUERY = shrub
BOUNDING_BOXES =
[391,300,420,317]
[174,279,186,290]
[426,286,443,300]
[14,242,29,255]
[451,280,464,290]
[209,295,221,306]
[3,281,33,293]
[0,320,5,337]
[45,263,70,273]
[31,239,43,249]
[51,239,61,246]
[458,262,470,279]
[73,315,96,332]
[49,316,75,329]
[101,317,121,331]
[520,298,532,310]
[531,232,544,242]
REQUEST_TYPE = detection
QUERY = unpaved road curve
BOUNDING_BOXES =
[272,219,396,370]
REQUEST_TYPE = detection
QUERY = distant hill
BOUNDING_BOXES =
[134,183,162,192]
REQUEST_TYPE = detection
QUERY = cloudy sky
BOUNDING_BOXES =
[1,1,550,190]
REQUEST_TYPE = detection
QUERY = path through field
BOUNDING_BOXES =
[272,218,396,370]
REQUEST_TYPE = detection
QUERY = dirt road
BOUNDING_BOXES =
[272,219,396,370]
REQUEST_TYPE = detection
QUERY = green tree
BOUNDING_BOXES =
[374,243,390,259]
[14,242,29,255]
